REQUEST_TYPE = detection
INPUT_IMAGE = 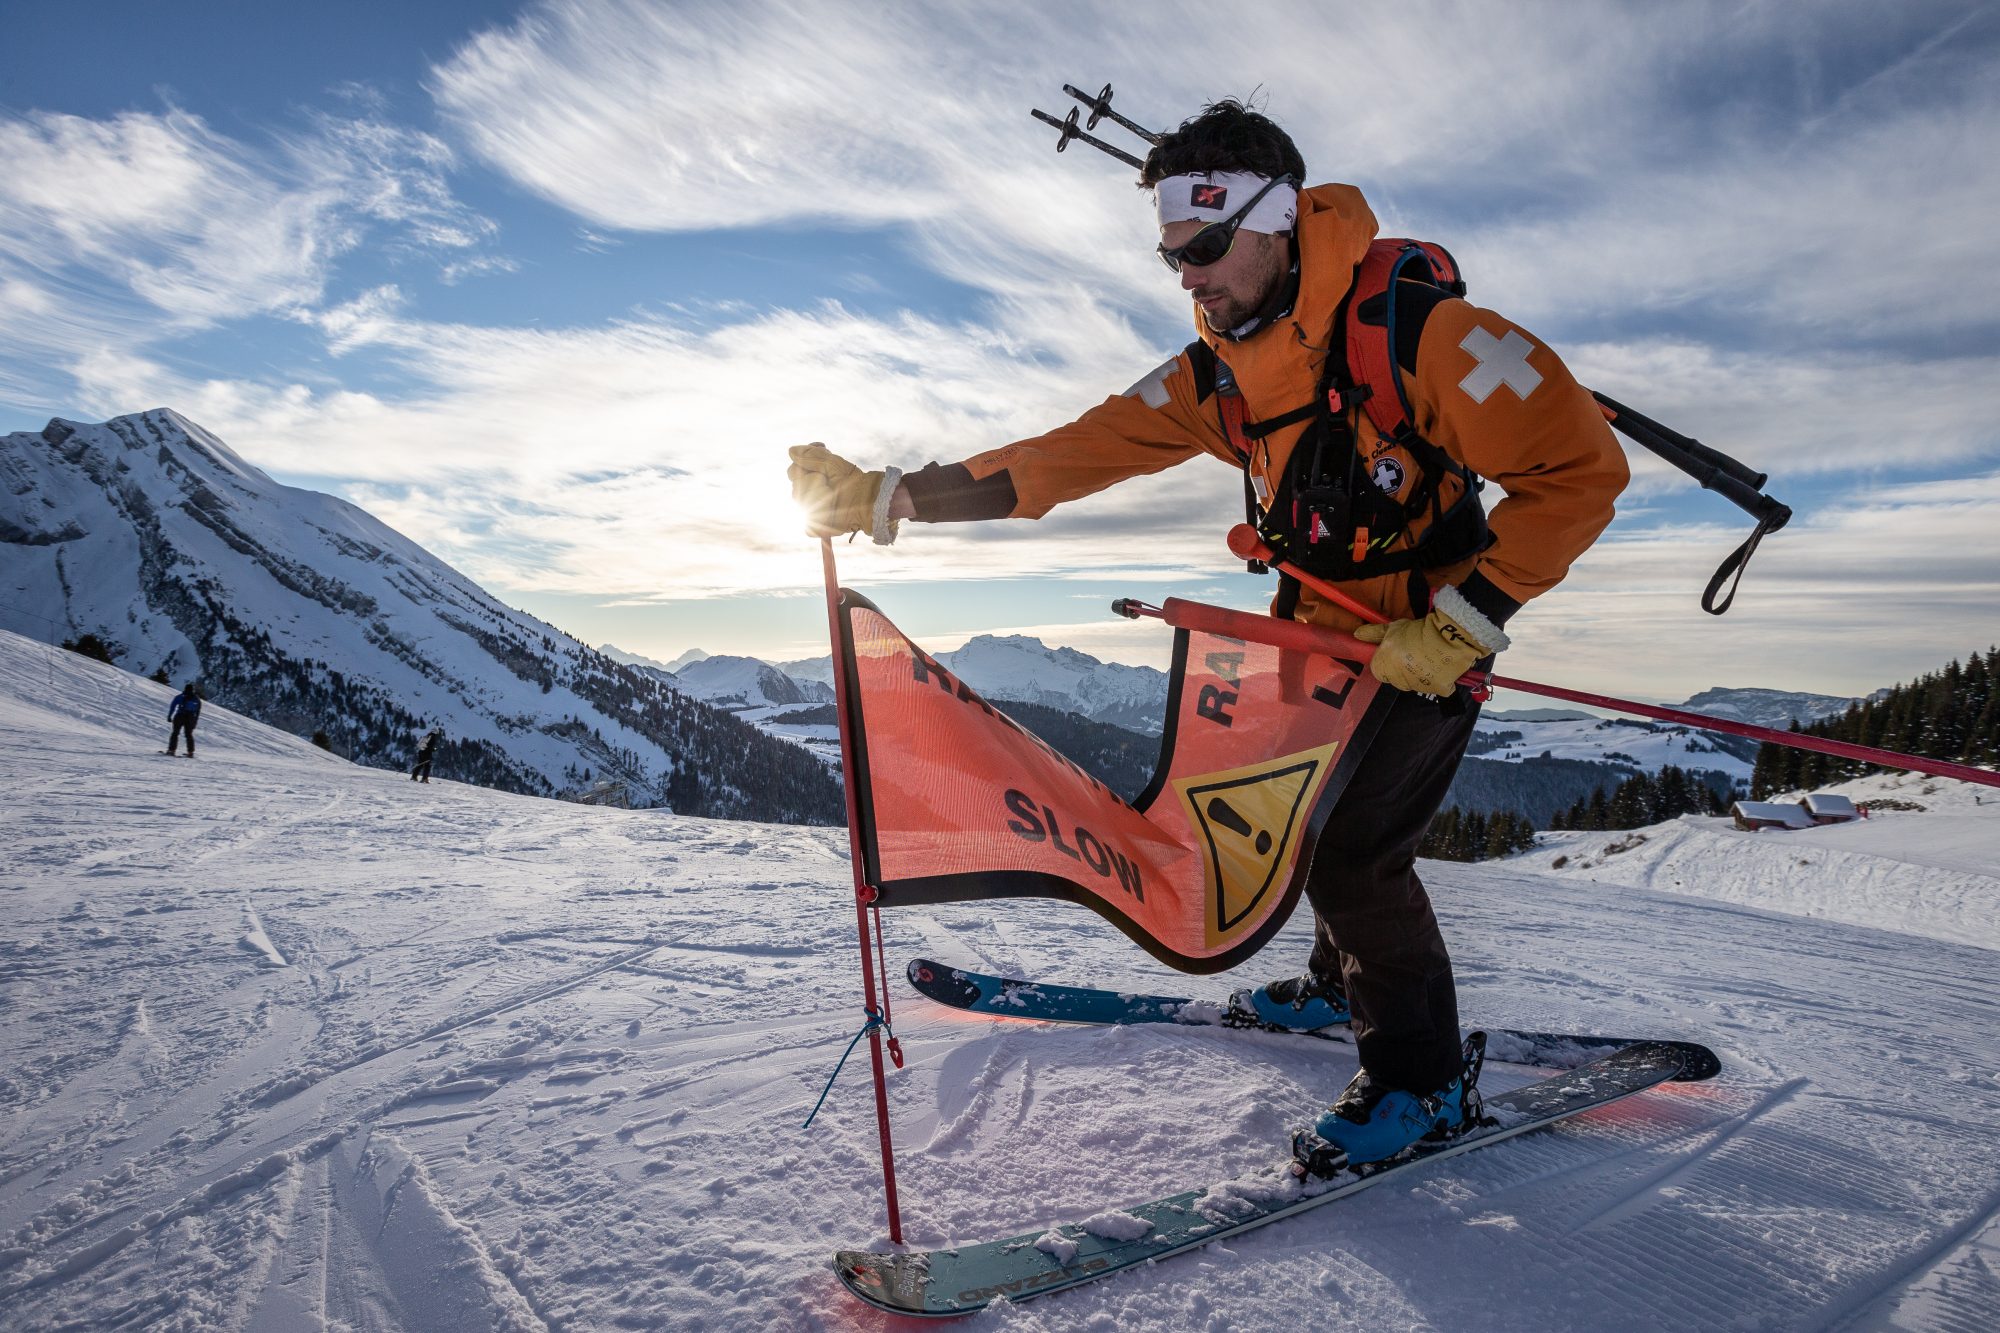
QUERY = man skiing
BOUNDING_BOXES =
[166,682,202,758]
[788,100,1628,1164]
[411,727,442,783]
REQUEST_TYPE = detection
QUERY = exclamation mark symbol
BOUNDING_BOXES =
[1205,796,1273,854]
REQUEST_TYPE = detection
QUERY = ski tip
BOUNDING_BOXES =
[1665,1041,1723,1083]
[832,1249,934,1316]
[905,957,984,1009]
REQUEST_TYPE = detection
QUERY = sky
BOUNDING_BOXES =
[3,0,1998,702]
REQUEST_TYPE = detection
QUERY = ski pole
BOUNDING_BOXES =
[1113,595,2000,791]
[1030,106,1146,170]
[1114,596,1486,693]
[1062,82,1162,144]
[1225,525,1390,627]
[1591,391,1790,529]
[1219,527,1495,699]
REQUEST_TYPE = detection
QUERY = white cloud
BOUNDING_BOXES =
[11,0,2000,698]
[1574,339,2000,482]
[0,109,330,329]
[0,104,501,409]
[1506,470,2000,699]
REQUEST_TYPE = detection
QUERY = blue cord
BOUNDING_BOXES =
[802,1008,890,1130]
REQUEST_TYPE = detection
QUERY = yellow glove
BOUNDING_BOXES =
[786,443,903,544]
[1351,584,1510,697]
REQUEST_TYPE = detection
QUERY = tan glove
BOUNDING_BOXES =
[1351,583,1510,697]
[786,443,903,544]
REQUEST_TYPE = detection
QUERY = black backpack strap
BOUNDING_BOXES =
[1185,339,1219,403]
[1356,278,1454,378]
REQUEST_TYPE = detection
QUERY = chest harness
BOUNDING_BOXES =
[1210,238,1491,608]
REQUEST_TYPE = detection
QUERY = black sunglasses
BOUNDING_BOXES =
[1157,175,1294,273]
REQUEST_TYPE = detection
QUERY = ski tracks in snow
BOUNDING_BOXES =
[8,640,2000,1330]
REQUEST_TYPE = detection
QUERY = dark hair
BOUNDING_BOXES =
[1140,98,1306,188]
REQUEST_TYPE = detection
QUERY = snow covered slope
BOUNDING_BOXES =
[3,632,1997,1331]
[1472,710,1754,782]
[1536,770,2000,949]
[0,411,838,821]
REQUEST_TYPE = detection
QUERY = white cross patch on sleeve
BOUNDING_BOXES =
[1458,325,1544,404]
[1123,357,1177,409]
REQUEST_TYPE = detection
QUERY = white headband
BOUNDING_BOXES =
[1153,171,1298,235]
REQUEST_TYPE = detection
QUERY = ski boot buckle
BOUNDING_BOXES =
[1289,1129,1349,1180]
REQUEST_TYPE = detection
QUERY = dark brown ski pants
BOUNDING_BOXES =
[1304,688,1481,1093]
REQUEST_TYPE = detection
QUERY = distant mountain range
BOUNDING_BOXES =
[774,635,1170,735]
[1677,686,1864,732]
[5,407,1857,833]
[1,411,840,823]
[646,636,1859,827]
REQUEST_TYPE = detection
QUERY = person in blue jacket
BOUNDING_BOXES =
[167,682,202,757]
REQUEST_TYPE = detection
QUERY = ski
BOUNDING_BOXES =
[906,957,1720,1082]
[835,1039,1698,1316]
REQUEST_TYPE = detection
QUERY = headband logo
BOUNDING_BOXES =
[1191,183,1228,209]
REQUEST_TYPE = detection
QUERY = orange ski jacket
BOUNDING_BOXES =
[902,183,1629,632]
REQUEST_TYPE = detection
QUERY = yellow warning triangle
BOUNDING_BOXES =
[1172,742,1340,950]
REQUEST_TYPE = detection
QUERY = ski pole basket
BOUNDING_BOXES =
[1030,82,1160,172]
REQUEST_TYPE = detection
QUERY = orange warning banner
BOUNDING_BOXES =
[838,591,1394,973]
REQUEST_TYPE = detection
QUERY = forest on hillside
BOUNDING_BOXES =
[1751,648,2000,797]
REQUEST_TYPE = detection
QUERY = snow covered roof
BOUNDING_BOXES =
[1802,793,1859,817]
[1732,801,1814,828]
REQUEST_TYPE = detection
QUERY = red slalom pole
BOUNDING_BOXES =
[818,538,904,1244]
[1481,672,2000,789]
[1122,594,2000,792]
[1227,525,1390,626]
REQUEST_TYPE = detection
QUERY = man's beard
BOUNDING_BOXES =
[1202,291,1262,330]
[1197,242,1290,333]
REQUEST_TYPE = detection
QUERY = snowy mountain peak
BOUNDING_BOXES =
[670,654,832,711]
[44,408,278,492]
[2,410,839,822]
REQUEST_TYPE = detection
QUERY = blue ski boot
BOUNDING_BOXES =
[1228,972,1350,1032]
[1296,1033,1488,1171]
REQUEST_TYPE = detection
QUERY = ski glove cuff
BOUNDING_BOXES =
[787,444,903,544]
[1351,583,1510,698]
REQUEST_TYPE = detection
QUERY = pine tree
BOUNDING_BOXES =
[1657,765,1692,821]
[1607,771,1651,828]
[61,633,115,664]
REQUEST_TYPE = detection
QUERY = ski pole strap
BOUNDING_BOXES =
[802,1007,896,1130]
[1701,505,1786,615]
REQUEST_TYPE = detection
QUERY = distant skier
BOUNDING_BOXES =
[166,682,202,757]
[411,727,443,783]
